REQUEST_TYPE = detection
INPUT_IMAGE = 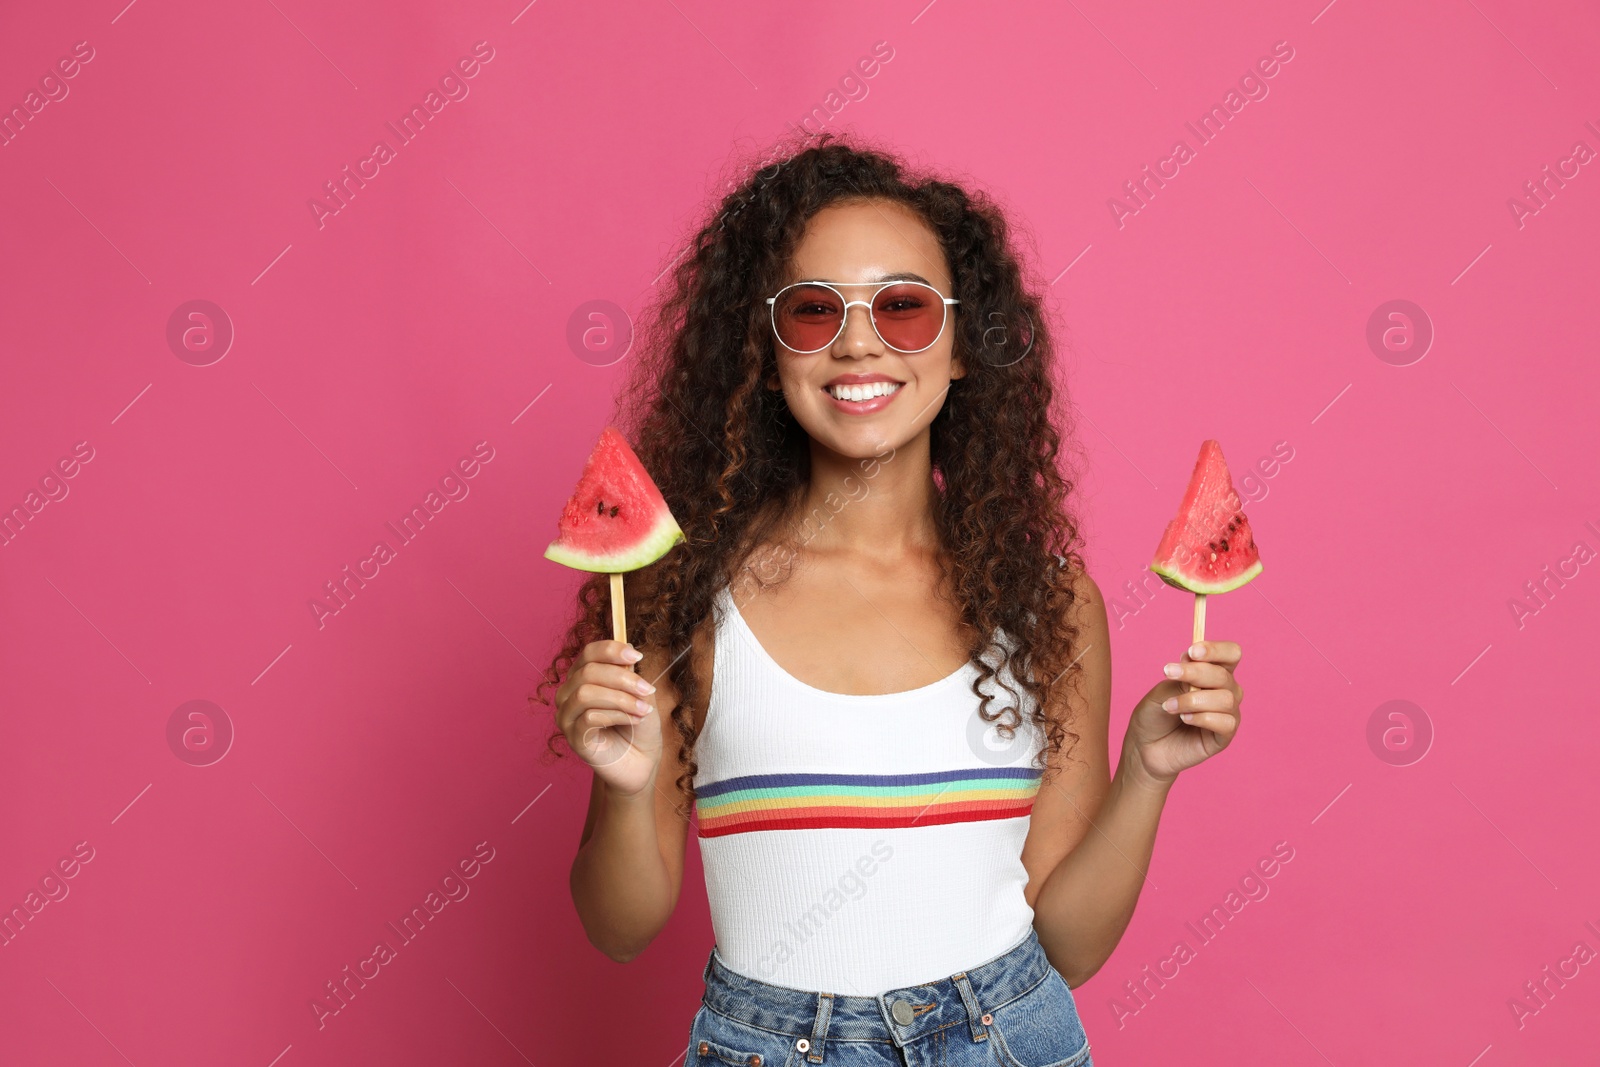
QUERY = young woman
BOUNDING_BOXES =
[542,132,1244,1067]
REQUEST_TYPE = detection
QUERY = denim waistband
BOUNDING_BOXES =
[699,926,1055,1051]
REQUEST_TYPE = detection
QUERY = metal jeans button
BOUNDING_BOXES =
[890,998,915,1026]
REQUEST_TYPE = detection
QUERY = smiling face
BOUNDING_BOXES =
[766,198,964,460]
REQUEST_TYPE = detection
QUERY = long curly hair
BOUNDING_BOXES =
[534,129,1092,814]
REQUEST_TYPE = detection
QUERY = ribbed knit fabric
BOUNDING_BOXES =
[691,584,1046,995]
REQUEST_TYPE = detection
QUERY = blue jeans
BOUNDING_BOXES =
[686,926,1093,1067]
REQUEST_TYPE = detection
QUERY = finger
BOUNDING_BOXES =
[576,661,657,700]
[571,681,653,722]
[575,708,640,733]
[1161,688,1238,715]
[569,709,638,758]
[558,645,648,706]
[1177,710,1239,740]
[1162,660,1236,690]
[1185,640,1241,668]
[576,639,645,669]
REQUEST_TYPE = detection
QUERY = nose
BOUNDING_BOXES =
[834,299,880,353]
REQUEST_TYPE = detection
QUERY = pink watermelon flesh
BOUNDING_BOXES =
[545,426,684,573]
[1150,439,1263,594]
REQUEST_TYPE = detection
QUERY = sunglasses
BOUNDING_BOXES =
[766,280,959,355]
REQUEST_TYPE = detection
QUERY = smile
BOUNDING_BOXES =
[821,379,903,416]
[824,381,902,401]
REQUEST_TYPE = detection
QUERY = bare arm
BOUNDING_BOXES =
[1019,569,1136,988]
[1028,572,1245,987]
[565,639,694,962]
[1031,736,1171,987]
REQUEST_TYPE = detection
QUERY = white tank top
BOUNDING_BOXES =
[692,583,1046,995]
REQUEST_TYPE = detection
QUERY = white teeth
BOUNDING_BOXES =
[827,381,901,401]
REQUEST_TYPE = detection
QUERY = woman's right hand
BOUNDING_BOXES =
[555,639,664,798]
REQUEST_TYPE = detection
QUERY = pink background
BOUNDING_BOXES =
[2,0,1597,1063]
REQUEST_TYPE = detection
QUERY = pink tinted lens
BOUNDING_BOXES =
[870,283,946,352]
[772,284,845,351]
[773,283,948,352]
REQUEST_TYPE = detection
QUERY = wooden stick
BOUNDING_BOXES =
[610,572,627,644]
[1188,593,1206,694]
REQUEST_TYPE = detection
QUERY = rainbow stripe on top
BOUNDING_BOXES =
[695,767,1043,839]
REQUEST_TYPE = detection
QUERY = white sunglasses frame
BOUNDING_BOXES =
[765,280,960,355]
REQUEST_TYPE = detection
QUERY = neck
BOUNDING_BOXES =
[793,426,940,556]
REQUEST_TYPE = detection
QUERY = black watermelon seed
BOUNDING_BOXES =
[596,499,605,515]
[609,505,620,517]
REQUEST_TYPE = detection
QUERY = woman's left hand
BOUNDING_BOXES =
[1125,640,1243,787]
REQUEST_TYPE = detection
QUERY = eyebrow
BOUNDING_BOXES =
[794,272,935,286]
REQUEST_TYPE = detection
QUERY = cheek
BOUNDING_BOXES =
[775,378,816,416]
[776,360,820,396]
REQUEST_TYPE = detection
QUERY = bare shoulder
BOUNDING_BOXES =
[1065,565,1111,686]
[1034,560,1111,723]
[1067,562,1103,610]
[1042,562,1112,754]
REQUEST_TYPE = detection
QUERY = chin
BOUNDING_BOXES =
[802,420,904,462]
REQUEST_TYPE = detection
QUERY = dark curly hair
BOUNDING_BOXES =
[534,129,1092,814]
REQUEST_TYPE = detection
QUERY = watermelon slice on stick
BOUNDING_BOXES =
[1149,440,1263,653]
[545,426,684,643]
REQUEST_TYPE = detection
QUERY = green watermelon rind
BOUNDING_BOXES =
[543,511,684,573]
[1151,556,1263,595]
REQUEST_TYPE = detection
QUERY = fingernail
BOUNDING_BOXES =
[1162,663,1181,679]
[635,698,651,715]
[1189,643,1205,658]
[636,679,656,695]
[623,646,643,663]
[1180,713,1193,724]
[1162,697,1177,712]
